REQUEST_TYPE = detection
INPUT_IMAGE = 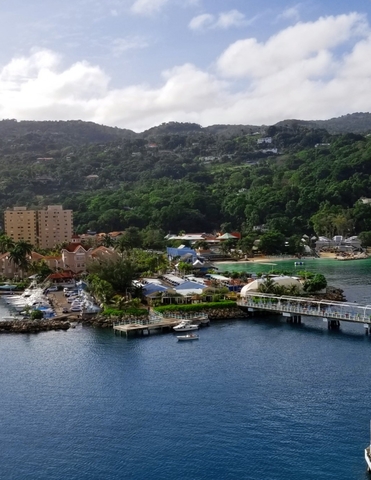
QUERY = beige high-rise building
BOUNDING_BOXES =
[4,206,38,246]
[4,205,73,249]
[37,205,73,249]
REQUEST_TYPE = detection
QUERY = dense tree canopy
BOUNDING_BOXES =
[1,120,371,241]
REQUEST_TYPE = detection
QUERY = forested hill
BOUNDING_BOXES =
[2,111,371,144]
[1,116,371,240]
[275,112,371,135]
[0,119,136,147]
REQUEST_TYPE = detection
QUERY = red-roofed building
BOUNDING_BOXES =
[61,243,93,274]
[46,271,75,285]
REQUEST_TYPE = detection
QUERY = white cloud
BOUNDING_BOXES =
[217,13,368,78]
[189,9,247,31]
[131,0,170,15]
[3,14,371,131]
[215,10,247,29]
[278,5,301,22]
[189,13,214,31]
[111,37,149,56]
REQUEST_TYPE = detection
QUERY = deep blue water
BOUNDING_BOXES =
[1,260,371,479]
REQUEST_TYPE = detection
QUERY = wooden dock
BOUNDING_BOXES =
[113,318,180,338]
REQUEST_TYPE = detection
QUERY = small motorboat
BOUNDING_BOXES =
[177,334,199,341]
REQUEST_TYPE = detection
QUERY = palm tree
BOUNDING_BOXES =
[0,235,15,254]
[110,295,128,310]
[9,240,33,276]
[28,260,53,281]
[102,234,114,248]
[258,277,278,294]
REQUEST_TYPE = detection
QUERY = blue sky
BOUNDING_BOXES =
[0,0,371,131]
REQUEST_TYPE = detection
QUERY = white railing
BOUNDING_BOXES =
[237,294,371,325]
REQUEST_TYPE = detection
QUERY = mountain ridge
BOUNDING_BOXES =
[0,112,371,145]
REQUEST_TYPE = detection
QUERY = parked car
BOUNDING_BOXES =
[67,295,79,303]
[47,286,59,293]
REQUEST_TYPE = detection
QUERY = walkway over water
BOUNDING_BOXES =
[237,293,371,327]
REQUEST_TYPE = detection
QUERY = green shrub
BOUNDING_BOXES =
[31,309,44,320]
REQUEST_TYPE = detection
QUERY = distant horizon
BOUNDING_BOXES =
[0,111,370,134]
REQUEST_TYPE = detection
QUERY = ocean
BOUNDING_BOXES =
[1,258,371,479]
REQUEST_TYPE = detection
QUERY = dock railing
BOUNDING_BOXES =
[113,311,208,328]
[237,293,371,324]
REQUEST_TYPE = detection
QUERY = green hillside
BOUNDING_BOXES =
[0,116,371,240]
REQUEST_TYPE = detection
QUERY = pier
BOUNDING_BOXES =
[113,318,180,337]
[113,312,210,338]
[237,293,371,331]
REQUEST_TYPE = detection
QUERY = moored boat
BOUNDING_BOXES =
[173,320,199,332]
[177,334,199,341]
[366,421,371,472]
[365,446,371,472]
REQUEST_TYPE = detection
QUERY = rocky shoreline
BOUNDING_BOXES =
[0,319,71,333]
[0,290,346,333]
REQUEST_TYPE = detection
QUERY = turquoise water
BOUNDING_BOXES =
[1,260,371,479]
[219,257,371,303]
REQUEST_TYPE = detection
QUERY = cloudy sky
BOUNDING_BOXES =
[1,0,371,131]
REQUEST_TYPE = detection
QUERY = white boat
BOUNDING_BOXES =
[2,315,24,321]
[365,421,371,472]
[70,301,83,312]
[177,334,199,341]
[70,305,82,312]
[193,314,209,326]
[173,320,199,332]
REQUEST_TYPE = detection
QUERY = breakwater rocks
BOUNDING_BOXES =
[79,314,115,328]
[314,286,346,302]
[0,319,71,334]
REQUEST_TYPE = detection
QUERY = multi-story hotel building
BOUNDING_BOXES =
[3,206,38,246]
[4,205,73,249]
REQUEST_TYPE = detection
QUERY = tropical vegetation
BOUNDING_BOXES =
[1,118,371,252]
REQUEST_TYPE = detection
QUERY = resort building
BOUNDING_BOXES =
[37,205,73,249]
[4,205,73,249]
[0,251,63,279]
[61,238,93,274]
[4,207,38,246]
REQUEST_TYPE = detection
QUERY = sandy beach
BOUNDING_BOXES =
[214,252,337,265]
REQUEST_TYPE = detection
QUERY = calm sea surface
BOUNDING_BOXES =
[1,259,371,479]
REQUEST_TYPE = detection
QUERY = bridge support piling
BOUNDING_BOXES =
[328,319,340,330]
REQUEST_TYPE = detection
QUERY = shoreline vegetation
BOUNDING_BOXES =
[213,252,338,265]
[213,251,368,264]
